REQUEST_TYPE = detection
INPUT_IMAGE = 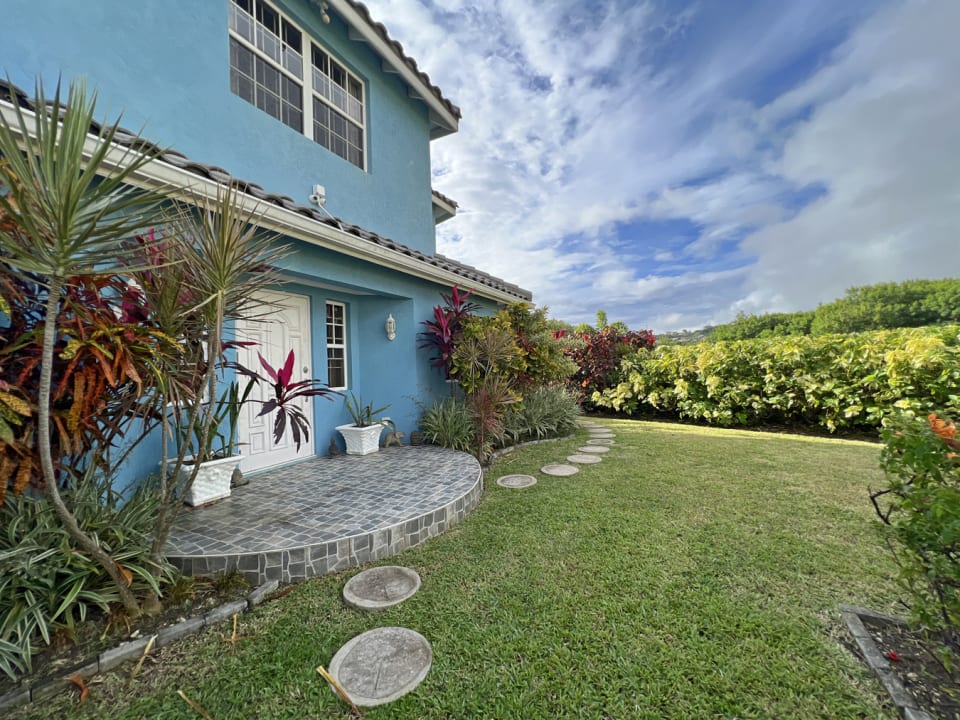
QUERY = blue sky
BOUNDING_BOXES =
[364,0,960,332]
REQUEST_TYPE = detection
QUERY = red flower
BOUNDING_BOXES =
[885,651,901,662]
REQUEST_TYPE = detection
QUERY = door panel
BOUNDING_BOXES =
[236,290,313,473]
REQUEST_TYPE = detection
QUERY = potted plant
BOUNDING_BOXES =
[130,190,338,508]
[171,348,338,505]
[337,393,391,455]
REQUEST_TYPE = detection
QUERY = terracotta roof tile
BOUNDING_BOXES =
[0,78,530,301]
[341,0,462,121]
[431,188,459,208]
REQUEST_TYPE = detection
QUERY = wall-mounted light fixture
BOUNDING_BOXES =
[385,313,396,341]
[320,1,331,24]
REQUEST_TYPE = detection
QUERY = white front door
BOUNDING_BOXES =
[236,290,313,473]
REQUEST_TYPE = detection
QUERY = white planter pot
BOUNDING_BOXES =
[337,423,384,455]
[168,455,241,506]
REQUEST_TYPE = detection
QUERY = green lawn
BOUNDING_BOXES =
[14,421,899,719]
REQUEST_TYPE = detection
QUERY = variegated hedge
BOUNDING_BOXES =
[594,325,960,431]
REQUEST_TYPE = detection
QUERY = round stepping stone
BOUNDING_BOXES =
[588,431,615,437]
[343,566,421,611]
[587,438,614,445]
[328,627,432,707]
[578,446,610,454]
[567,454,602,464]
[496,474,537,488]
[540,463,579,476]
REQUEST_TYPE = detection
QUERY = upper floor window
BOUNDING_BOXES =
[228,0,366,169]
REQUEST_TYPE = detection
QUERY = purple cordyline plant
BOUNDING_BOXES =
[418,285,479,379]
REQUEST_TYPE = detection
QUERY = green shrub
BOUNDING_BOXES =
[0,478,173,680]
[420,398,474,452]
[503,386,582,442]
[595,325,960,432]
[874,412,960,648]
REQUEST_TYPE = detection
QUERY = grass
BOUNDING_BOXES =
[11,420,899,719]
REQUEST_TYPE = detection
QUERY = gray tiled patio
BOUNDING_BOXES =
[165,446,482,585]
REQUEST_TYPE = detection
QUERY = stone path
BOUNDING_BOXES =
[541,463,579,476]
[567,454,602,464]
[498,420,617,481]
[327,627,432,707]
[496,474,537,488]
[342,566,421,610]
[326,421,619,711]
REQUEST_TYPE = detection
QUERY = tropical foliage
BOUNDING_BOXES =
[502,385,581,443]
[0,78,178,615]
[0,474,172,680]
[555,315,656,403]
[709,277,960,340]
[0,78,334,651]
[419,397,473,452]
[874,412,960,652]
[595,325,960,432]
[418,285,479,379]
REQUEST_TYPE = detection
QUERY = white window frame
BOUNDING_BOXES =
[227,0,368,170]
[310,44,366,169]
[325,301,348,390]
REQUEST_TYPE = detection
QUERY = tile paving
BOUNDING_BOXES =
[165,446,481,585]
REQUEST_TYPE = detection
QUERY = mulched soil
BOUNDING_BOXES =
[859,615,960,719]
[0,574,252,699]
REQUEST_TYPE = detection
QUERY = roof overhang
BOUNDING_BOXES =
[431,190,457,224]
[0,99,524,305]
[328,0,460,139]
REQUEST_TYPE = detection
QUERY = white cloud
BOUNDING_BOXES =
[362,0,960,331]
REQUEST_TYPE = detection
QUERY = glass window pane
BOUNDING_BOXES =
[281,18,301,53]
[258,59,280,93]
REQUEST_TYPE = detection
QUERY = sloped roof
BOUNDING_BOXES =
[0,79,531,302]
[338,0,461,121]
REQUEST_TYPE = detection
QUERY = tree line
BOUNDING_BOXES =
[709,278,960,340]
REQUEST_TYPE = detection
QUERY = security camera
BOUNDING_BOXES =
[309,184,326,207]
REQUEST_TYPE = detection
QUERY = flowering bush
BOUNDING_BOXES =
[563,325,656,403]
[873,412,960,646]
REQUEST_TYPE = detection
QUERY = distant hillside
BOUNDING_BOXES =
[657,328,714,345]
[707,278,960,341]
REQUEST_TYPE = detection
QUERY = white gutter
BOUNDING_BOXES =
[0,100,523,305]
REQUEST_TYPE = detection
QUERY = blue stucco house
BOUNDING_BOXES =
[0,0,530,480]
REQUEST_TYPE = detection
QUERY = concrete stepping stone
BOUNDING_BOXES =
[343,566,421,611]
[578,446,610,454]
[327,627,432,707]
[540,464,579,476]
[586,438,614,445]
[496,474,537,488]
[588,431,615,438]
[567,454,602,464]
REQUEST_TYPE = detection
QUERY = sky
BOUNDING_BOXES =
[362,0,960,333]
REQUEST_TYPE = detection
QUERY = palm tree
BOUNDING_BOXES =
[143,185,290,569]
[0,78,170,615]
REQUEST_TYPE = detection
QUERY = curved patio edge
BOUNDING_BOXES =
[165,448,483,586]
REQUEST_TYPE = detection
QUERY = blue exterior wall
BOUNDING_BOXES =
[3,1,510,489]
[0,0,438,254]
[116,233,502,486]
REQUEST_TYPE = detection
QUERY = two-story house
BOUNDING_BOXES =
[0,0,530,481]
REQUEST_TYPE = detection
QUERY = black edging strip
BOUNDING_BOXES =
[0,579,281,711]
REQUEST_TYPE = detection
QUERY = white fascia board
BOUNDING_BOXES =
[0,99,516,305]
[431,193,457,224]
[329,0,459,136]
